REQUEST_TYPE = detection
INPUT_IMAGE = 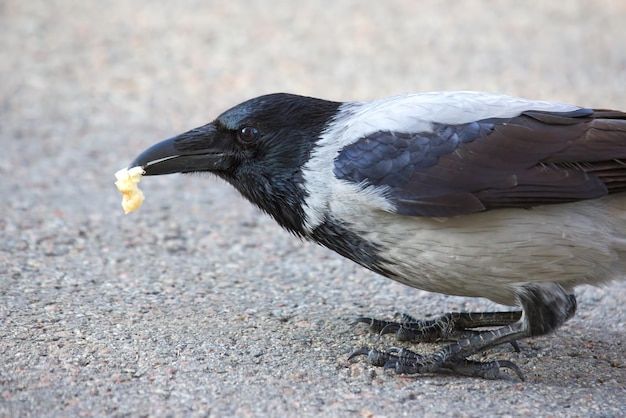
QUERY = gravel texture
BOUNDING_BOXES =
[1,1,625,417]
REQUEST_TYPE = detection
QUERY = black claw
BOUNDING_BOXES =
[379,323,401,335]
[351,317,372,326]
[494,359,526,381]
[352,317,392,333]
[383,361,397,372]
[347,347,371,361]
[438,358,526,381]
[348,348,392,367]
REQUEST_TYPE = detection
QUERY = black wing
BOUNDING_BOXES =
[333,109,626,217]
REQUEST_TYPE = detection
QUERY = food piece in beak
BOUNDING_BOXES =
[115,166,145,214]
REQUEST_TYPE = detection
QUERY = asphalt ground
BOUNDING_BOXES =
[1,1,625,416]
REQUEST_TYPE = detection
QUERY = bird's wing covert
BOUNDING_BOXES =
[333,109,626,217]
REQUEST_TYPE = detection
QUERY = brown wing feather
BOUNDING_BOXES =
[467,110,626,209]
[395,109,626,216]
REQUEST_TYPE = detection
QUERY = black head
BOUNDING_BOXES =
[129,93,341,234]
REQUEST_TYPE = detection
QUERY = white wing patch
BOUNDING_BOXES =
[339,91,581,141]
[300,91,582,232]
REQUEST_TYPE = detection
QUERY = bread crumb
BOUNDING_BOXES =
[115,166,145,214]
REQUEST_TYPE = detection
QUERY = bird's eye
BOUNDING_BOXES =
[237,126,259,144]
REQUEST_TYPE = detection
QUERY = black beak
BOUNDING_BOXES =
[129,123,230,176]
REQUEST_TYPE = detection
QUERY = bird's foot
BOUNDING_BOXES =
[350,313,528,380]
[349,346,525,381]
[353,311,521,351]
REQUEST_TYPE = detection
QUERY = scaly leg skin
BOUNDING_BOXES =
[353,311,522,343]
[350,283,578,381]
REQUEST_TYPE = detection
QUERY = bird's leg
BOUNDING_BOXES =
[350,283,577,380]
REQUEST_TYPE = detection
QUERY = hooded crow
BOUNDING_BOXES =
[127,91,626,380]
